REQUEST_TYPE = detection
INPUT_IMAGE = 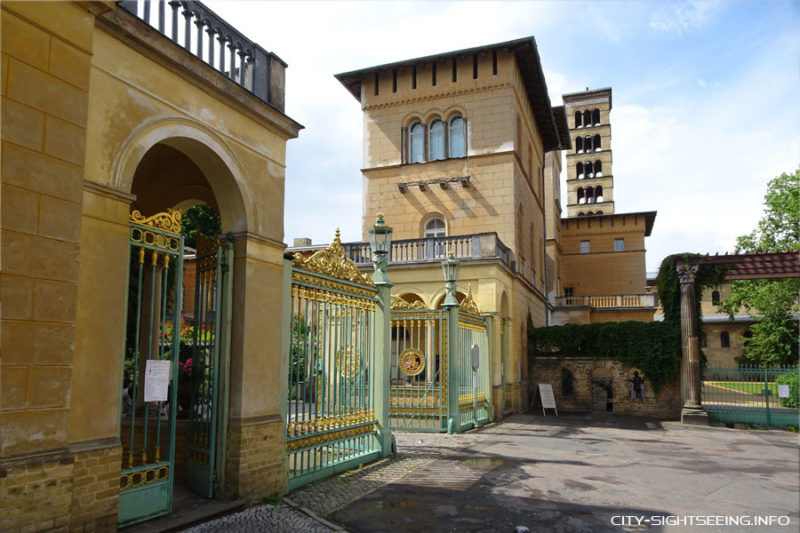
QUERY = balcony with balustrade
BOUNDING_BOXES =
[119,0,286,111]
[340,233,512,268]
[554,294,658,310]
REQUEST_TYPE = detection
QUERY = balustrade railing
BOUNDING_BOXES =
[555,294,658,309]
[341,233,511,268]
[119,0,285,110]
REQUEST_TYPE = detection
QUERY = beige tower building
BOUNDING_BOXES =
[562,88,614,217]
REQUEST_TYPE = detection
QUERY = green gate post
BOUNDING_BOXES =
[483,313,494,423]
[441,252,460,434]
[280,255,293,486]
[373,281,393,457]
[370,214,394,457]
[763,364,772,426]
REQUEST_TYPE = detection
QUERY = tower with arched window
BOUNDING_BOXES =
[563,88,614,217]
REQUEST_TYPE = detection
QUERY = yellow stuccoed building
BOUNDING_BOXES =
[2,4,660,530]
[2,1,301,530]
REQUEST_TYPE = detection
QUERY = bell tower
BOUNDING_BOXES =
[562,88,614,217]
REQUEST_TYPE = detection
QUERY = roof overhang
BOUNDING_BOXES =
[335,37,562,152]
[562,210,657,237]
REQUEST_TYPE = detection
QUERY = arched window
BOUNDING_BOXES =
[711,290,720,305]
[592,108,600,125]
[595,160,603,177]
[574,110,582,128]
[578,211,584,216]
[586,186,594,203]
[595,185,603,202]
[586,160,593,178]
[596,210,603,214]
[409,121,424,163]
[586,211,594,216]
[720,331,730,348]
[575,136,583,153]
[577,187,585,204]
[449,116,465,158]
[429,119,445,161]
[576,162,584,179]
[593,134,601,151]
[583,109,591,127]
[424,217,446,238]
[585,135,592,151]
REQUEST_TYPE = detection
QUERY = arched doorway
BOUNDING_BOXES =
[118,136,244,526]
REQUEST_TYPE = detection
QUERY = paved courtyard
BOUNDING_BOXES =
[185,414,799,532]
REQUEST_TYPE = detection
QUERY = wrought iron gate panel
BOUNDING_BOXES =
[389,309,448,431]
[186,237,233,498]
[453,310,491,433]
[119,210,183,527]
[286,238,381,489]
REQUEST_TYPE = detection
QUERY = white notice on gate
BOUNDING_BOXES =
[778,385,790,398]
[539,383,557,410]
[144,360,171,402]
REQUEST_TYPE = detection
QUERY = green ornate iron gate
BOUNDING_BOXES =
[118,210,184,526]
[389,303,448,431]
[452,299,491,432]
[185,236,234,498]
[389,289,491,433]
[285,234,384,489]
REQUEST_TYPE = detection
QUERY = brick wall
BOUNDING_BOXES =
[531,357,681,419]
[225,416,286,501]
[0,451,74,532]
[68,441,121,531]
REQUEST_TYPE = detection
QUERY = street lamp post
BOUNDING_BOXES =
[368,212,393,286]
[441,251,460,308]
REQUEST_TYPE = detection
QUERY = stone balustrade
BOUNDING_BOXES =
[555,294,658,309]
[339,233,512,268]
[119,0,286,110]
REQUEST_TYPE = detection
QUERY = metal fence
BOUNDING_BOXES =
[389,309,448,431]
[702,364,799,426]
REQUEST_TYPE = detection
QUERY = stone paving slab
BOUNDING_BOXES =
[185,414,799,532]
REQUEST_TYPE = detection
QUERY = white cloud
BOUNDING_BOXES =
[649,1,721,35]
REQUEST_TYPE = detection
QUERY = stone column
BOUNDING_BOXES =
[678,261,709,425]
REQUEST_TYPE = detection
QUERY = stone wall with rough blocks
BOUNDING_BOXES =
[224,416,286,501]
[531,357,681,419]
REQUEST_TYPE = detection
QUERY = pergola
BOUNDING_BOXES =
[675,250,800,424]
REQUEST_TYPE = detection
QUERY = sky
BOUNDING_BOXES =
[205,0,800,272]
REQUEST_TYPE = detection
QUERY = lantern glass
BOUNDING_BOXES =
[369,213,393,255]
[442,252,460,282]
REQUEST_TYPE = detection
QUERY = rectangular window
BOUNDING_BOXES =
[432,62,437,86]
[472,54,478,79]
[580,240,590,254]
[392,69,397,93]
[564,287,574,298]
[492,51,498,75]
[614,238,624,252]
[412,65,417,90]
[452,58,457,82]
[374,73,379,96]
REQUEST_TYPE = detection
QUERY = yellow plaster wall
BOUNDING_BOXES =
[1,1,93,456]
[560,214,648,296]
[85,29,289,240]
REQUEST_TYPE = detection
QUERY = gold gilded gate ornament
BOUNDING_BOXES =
[399,348,425,376]
[336,345,360,377]
[292,228,374,287]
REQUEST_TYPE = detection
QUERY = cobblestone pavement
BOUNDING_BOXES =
[182,431,482,532]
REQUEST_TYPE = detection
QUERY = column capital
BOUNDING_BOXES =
[677,262,699,285]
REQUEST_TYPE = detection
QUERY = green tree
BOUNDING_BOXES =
[719,169,800,365]
[181,204,221,248]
